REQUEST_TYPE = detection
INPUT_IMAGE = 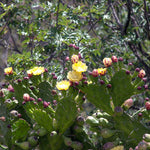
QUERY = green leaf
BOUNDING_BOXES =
[110,70,134,106]
[12,119,30,143]
[55,97,77,134]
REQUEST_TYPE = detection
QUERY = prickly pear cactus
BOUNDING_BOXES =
[1,55,149,150]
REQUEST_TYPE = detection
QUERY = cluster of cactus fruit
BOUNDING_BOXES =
[0,53,149,150]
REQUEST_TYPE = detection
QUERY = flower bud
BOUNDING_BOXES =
[37,98,42,102]
[73,125,83,133]
[28,136,38,147]
[92,69,99,77]
[142,78,147,82]
[118,57,123,61]
[53,76,57,79]
[145,97,149,101]
[0,116,6,122]
[23,93,30,102]
[74,46,79,50]
[10,110,19,117]
[84,81,88,85]
[30,86,34,90]
[144,85,148,90]
[37,128,47,136]
[103,58,112,67]
[100,80,105,85]
[138,69,146,79]
[138,113,143,117]
[18,113,22,118]
[8,85,14,92]
[50,131,57,136]
[86,116,99,126]
[145,101,150,110]
[29,97,35,101]
[74,81,79,86]
[99,118,109,127]
[15,142,30,150]
[143,134,150,142]
[65,56,70,61]
[126,70,130,75]
[51,72,55,76]
[71,54,79,64]
[111,56,118,63]
[43,101,49,108]
[103,142,114,150]
[44,68,48,72]
[137,141,148,150]
[64,137,72,146]
[82,76,87,80]
[17,79,22,83]
[82,96,86,101]
[23,76,29,80]
[71,141,83,150]
[0,90,4,97]
[22,101,26,105]
[78,53,82,59]
[69,44,74,47]
[128,62,133,66]
[7,124,11,128]
[101,128,115,138]
[124,98,133,108]
[135,68,140,72]
[137,86,142,90]
[107,84,112,88]
[76,116,85,126]
[114,106,123,116]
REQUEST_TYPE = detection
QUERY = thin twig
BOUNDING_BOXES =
[109,1,123,32]
[56,0,61,29]
[7,25,22,54]
[143,0,150,39]
[123,0,132,35]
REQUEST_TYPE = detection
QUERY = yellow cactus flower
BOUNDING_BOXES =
[56,80,70,90]
[97,68,107,76]
[67,70,83,82]
[71,54,79,64]
[4,67,13,75]
[27,67,45,76]
[103,58,112,67]
[72,61,88,73]
[110,145,124,150]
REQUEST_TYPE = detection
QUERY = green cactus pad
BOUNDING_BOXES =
[38,81,53,102]
[82,84,113,115]
[109,70,134,106]
[12,119,30,144]
[30,109,53,132]
[55,96,78,134]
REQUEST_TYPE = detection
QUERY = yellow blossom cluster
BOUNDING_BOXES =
[56,55,88,91]
[56,80,70,90]
[27,67,45,76]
